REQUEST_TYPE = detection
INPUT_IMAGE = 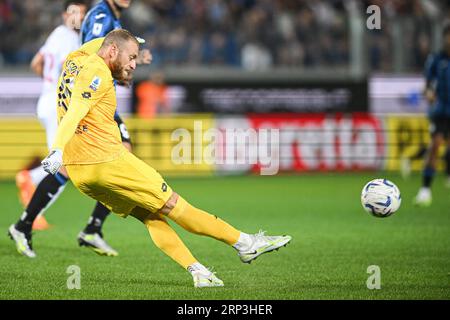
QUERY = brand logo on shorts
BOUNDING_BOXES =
[161,183,167,192]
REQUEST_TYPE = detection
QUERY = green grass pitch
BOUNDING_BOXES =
[0,173,449,299]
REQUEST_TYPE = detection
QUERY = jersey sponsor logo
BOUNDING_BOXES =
[95,13,106,19]
[82,91,91,99]
[89,76,101,91]
[66,60,79,75]
[161,182,168,192]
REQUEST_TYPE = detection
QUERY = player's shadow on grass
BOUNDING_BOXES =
[91,274,189,288]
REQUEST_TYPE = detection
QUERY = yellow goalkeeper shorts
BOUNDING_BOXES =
[66,151,173,217]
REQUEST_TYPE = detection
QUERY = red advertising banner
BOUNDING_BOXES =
[246,113,385,172]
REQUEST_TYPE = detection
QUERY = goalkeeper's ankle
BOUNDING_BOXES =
[232,232,252,251]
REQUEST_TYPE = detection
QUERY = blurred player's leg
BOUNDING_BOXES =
[7,224,35,258]
[19,98,62,230]
[31,169,53,232]
[11,167,118,257]
[414,133,444,206]
[15,172,67,233]
[77,117,131,254]
[78,201,118,256]
[8,171,68,257]
[15,169,36,208]
[130,206,223,287]
[16,165,48,228]
[77,202,118,256]
[82,202,110,234]
[77,201,118,257]
[15,160,48,222]
[77,229,118,257]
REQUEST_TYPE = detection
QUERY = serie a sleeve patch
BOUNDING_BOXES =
[89,76,102,91]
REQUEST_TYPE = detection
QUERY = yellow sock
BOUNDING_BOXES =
[131,207,197,269]
[167,196,241,246]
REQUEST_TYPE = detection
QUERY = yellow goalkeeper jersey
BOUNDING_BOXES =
[54,37,125,165]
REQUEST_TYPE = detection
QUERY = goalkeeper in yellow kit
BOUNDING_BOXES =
[22,29,291,287]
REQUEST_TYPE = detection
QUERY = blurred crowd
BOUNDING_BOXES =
[0,0,448,72]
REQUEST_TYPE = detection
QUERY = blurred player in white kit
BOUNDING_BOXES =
[15,1,88,230]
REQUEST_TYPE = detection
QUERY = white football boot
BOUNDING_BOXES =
[237,231,292,264]
[188,263,224,288]
[414,187,432,207]
[8,224,36,258]
[77,231,118,257]
[192,270,224,288]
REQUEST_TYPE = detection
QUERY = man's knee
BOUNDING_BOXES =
[159,192,179,215]
[130,206,150,223]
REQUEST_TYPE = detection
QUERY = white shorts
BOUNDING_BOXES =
[36,91,58,150]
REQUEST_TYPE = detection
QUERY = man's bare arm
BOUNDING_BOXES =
[30,52,44,77]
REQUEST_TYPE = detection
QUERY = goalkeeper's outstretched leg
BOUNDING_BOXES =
[130,192,292,287]
[130,206,224,288]
[161,192,292,265]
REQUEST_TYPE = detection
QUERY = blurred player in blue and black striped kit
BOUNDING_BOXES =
[76,0,150,254]
[414,22,450,206]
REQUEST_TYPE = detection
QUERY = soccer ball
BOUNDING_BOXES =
[361,179,401,218]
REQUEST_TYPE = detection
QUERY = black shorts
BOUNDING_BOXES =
[430,117,450,139]
[114,113,132,144]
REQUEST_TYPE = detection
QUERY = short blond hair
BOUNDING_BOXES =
[101,29,139,50]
